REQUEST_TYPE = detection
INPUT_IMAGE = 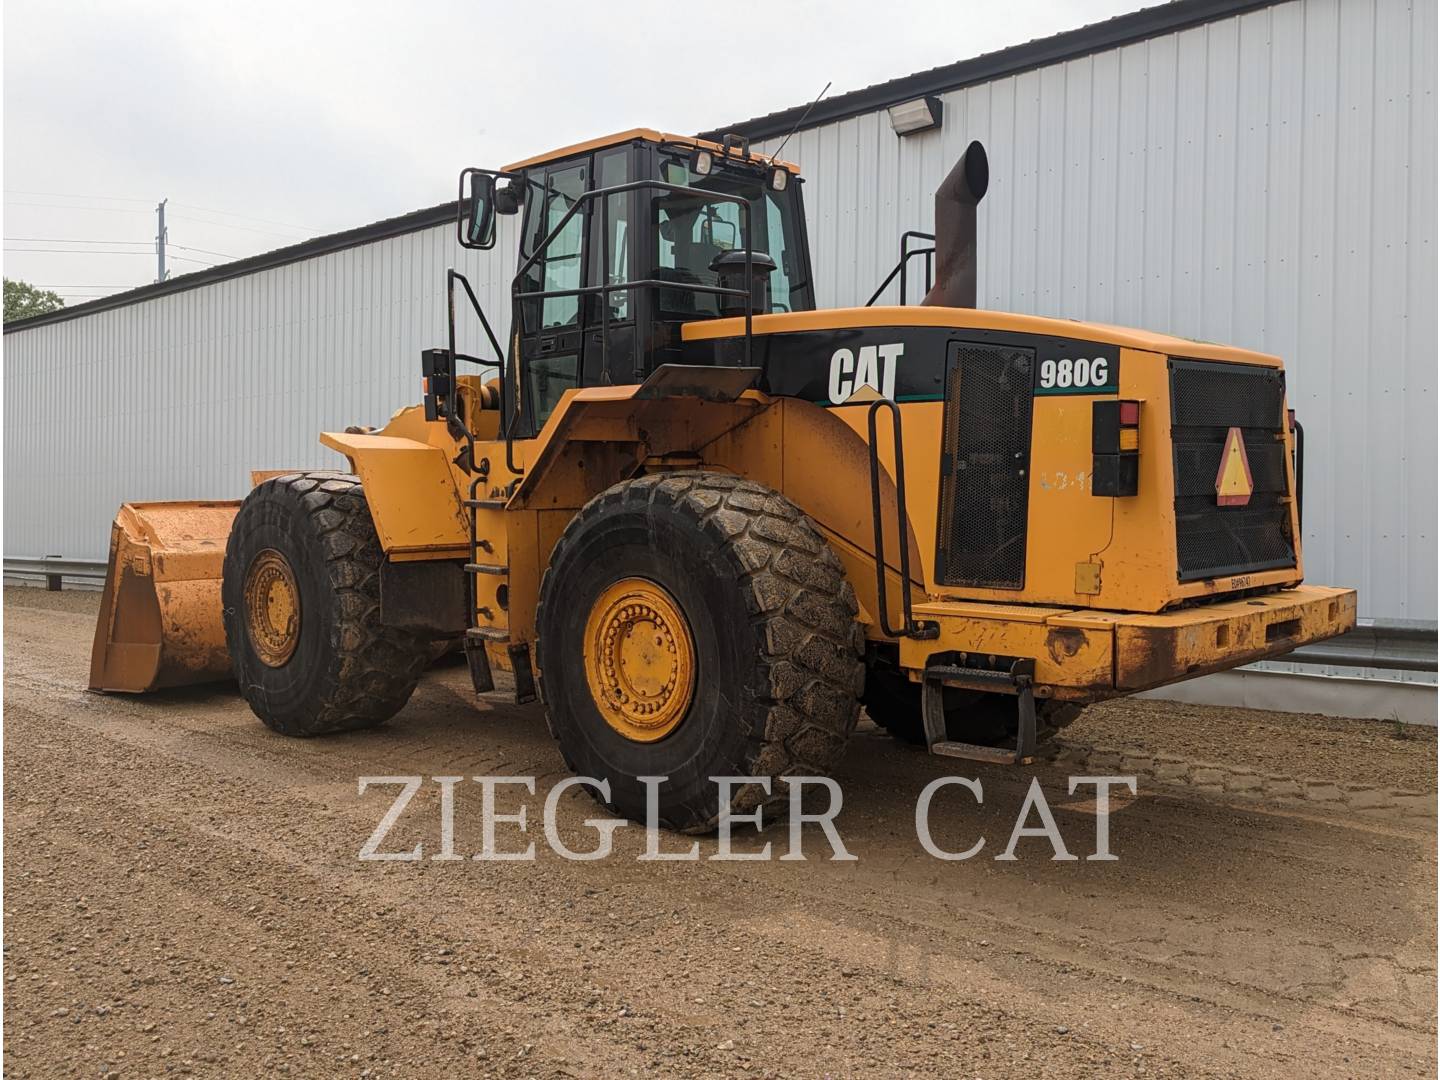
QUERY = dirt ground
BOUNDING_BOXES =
[4,586,1436,1079]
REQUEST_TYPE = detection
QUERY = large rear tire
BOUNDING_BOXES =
[222,472,430,736]
[536,472,865,833]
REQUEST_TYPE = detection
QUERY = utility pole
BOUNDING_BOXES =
[155,199,169,282]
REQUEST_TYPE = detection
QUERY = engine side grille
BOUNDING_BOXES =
[936,343,1035,589]
[1170,359,1295,581]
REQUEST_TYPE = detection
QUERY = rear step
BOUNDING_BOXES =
[463,628,538,706]
[921,658,1037,765]
[466,626,509,642]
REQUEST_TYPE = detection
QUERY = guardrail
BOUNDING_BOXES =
[1276,619,1436,674]
[5,556,107,590]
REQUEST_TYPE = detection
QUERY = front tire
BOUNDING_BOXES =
[222,472,430,736]
[536,473,865,833]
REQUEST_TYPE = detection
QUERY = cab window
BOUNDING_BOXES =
[589,148,630,322]
[523,162,586,330]
[651,153,811,317]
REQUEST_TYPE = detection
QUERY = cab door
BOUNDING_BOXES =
[514,159,587,439]
[582,145,638,387]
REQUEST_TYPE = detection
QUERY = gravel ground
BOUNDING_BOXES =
[4,586,1436,1078]
[1079,697,1436,793]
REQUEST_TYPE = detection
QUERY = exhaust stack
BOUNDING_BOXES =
[921,140,989,308]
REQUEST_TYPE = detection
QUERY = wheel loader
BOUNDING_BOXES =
[89,128,1356,832]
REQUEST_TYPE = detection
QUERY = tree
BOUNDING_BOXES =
[4,278,65,322]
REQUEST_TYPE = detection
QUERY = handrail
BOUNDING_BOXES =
[1291,416,1305,530]
[865,399,938,640]
[441,268,505,582]
[865,230,936,306]
[448,268,506,371]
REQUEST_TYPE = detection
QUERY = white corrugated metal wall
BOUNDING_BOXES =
[4,0,1433,631]
[4,216,523,564]
[754,0,1436,624]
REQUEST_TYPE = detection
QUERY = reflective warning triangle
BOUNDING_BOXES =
[1215,426,1255,507]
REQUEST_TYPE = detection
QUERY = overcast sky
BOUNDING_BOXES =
[5,0,1140,304]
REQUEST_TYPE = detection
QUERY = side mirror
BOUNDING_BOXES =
[458,168,496,250]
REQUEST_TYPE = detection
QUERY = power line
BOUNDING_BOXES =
[6,237,236,259]
[4,201,149,215]
[5,190,315,234]
[5,236,149,244]
[169,202,315,234]
[4,247,221,266]
[170,243,235,259]
[4,189,153,203]
[5,247,161,254]
[8,201,312,244]
[167,213,309,241]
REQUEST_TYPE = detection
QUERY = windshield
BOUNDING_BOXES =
[653,153,811,316]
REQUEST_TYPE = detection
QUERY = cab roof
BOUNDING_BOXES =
[502,128,801,175]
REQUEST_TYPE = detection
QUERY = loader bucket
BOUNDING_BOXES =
[88,501,241,692]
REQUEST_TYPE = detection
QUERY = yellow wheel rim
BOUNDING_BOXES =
[244,548,301,667]
[583,577,695,742]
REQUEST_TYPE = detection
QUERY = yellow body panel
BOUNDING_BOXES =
[685,307,1305,614]
[682,305,1283,368]
[318,431,469,558]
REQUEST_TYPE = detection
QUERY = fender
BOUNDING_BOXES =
[697,395,926,637]
[318,430,469,560]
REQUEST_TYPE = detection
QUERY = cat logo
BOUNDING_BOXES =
[1215,426,1255,506]
[828,343,903,404]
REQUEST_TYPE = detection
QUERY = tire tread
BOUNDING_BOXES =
[537,471,864,832]
[225,472,429,737]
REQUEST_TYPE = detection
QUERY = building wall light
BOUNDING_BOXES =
[888,96,944,136]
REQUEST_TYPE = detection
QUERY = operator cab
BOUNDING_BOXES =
[459,129,813,440]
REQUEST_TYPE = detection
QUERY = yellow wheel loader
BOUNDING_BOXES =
[90,128,1356,832]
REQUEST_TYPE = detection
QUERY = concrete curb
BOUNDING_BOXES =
[1044,739,1437,819]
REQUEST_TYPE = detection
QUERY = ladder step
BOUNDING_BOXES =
[931,741,1030,766]
[925,664,1023,693]
[464,563,509,576]
[466,627,510,643]
[463,635,495,694]
[464,498,508,509]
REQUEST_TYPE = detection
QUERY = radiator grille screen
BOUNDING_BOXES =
[936,343,1035,589]
[1170,359,1295,581]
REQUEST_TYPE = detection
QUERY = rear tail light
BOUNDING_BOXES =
[1092,399,1141,497]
